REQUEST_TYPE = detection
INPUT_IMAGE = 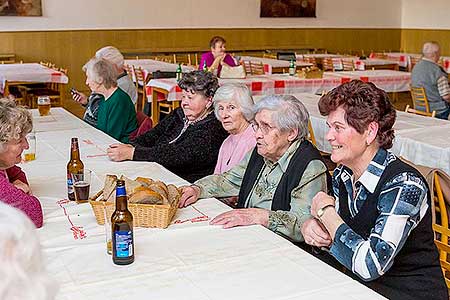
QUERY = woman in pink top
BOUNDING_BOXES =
[199,36,237,77]
[0,98,43,228]
[213,83,256,174]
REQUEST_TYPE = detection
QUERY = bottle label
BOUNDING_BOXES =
[116,185,126,197]
[67,172,74,194]
[114,231,133,257]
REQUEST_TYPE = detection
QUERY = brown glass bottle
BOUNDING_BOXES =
[111,179,134,265]
[66,137,84,201]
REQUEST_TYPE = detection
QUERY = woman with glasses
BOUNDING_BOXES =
[179,94,330,243]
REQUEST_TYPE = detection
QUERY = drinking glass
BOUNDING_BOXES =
[23,131,36,162]
[104,208,112,255]
[37,96,51,116]
[71,169,91,203]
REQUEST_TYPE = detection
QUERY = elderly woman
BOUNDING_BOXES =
[199,36,237,77]
[213,83,256,174]
[0,202,56,299]
[83,57,137,143]
[107,70,228,182]
[179,95,330,242]
[72,46,138,127]
[0,98,42,228]
[301,80,447,300]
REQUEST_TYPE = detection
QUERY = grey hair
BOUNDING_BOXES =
[0,98,32,153]
[253,94,309,141]
[0,203,57,300]
[422,41,440,58]
[82,57,117,89]
[178,70,219,98]
[95,46,124,69]
[213,83,254,121]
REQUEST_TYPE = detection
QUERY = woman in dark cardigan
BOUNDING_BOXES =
[107,70,228,182]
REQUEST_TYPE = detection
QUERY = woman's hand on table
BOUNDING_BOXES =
[179,185,201,207]
[107,143,135,161]
[210,208,269,229]
[12,179,32,195]
[301,218,332,248]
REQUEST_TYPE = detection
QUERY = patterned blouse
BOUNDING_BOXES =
[330,148,429,281]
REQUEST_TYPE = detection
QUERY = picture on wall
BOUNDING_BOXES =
[261,0,316,18]
[0,0,42,16]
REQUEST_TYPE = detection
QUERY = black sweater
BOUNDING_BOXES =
[132,108,228,182]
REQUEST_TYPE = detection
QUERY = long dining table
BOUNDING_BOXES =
[291,93,450,175]
[21,108,385,300]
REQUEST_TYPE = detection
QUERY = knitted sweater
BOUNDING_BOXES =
[132,108,228,182]
[0,166,43,228]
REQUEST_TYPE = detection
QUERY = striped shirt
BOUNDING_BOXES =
[329,149,429,281]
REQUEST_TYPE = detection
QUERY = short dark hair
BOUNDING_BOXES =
[318,80,396,149]
[209,36,226,48]
[178,70,219,98]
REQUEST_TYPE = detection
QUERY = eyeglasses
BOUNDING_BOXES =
[251,122,275,135]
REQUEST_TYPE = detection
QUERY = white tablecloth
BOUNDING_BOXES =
[23,108,385,300]
[0,63,69,93]
[125,59,195,75]
[294,93,450,175]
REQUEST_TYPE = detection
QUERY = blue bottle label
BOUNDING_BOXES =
[116,185,126,197]
[114,231,133,257]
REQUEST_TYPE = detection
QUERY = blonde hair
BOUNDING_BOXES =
[0,98,32,152]
[0,203,57,300]
[95,46,124,69]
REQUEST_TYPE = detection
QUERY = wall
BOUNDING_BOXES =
[0,0,401,31]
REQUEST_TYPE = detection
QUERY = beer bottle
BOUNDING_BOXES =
[202,60,208,72]
[289,59,296,76]
[66,137,84,201]
[176,63,183,81]
[111,179,134,265]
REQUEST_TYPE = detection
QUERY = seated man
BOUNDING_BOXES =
[179,95,330,243]
[411,41,450,120]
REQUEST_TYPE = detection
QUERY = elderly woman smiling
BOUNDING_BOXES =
[301,80,447,300]
[179,95,330,242]
[0,98,42,228]
[83,57,137,143]
[213,83,256,174]
[107,71,228,182]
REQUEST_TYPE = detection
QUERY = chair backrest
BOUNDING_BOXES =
[409,56,422,72]
[307,119,317,146]
[277,52,296,61]
[242,60,252,74]
[250,61,265,75]
[263,53,277,59]
[341,59,355,71]
[431,173,450,289]
[129,111,153,140]
[405,104,436,118]
[410,85,431,113]
[322,58,335,71]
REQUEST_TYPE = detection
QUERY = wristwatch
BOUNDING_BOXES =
[317,204,335,221]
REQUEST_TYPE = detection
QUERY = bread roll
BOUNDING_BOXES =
[167,184,181,205]
[120,175,142,196]
[129,188,164,204]
[148,183,169,204]
[135,177,154,187]
[103,174,118,202]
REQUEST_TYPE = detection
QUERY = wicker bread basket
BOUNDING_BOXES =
[89,194,179,228]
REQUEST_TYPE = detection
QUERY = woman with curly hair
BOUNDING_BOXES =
[107,70,228,182]
[301,80,447,300]
[0,98,43,227]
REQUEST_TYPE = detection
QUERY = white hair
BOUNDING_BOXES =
[82,57,118,89]
[213,83,255,121]
[422,41,440,59]
[253,94,310,141]
[0,203,57,300]
[95,46,124,69]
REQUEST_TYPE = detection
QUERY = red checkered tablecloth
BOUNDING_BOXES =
[325,70,411,92]
[146,75,343,102]
[0,63,69,93]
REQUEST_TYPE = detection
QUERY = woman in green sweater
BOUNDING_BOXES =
[83,57,137,143]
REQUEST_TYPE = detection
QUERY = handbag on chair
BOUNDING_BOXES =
[219,64,246,79]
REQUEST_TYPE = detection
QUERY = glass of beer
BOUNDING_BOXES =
[37,96,51,116]
[71,169,91,204]
[23,131,36,162]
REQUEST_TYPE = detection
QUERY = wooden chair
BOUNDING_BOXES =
[410,86,433,113]
[432,173,450,289]
[322,58,335,72]
[263,53,277,59]
[242,60,252,74]
[173,53,191,66]
[405,104,436,118]
[409,56,421,72]
[134,66,150,112]
[250,61,265,75]
[341,59,355,71]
